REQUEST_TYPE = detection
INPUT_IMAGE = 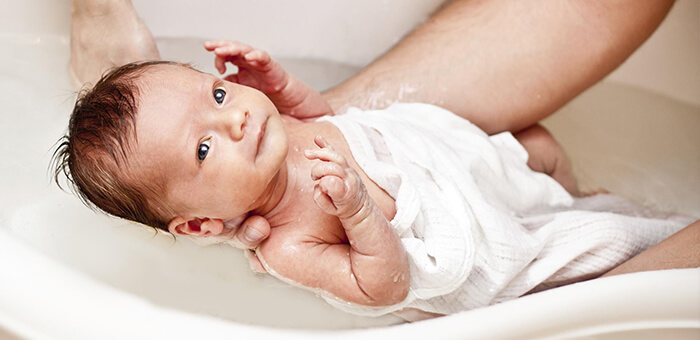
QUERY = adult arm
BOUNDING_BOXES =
[322,0,675,134]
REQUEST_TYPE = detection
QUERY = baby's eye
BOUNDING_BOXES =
[197,139,211,162]
[213,86,226,104]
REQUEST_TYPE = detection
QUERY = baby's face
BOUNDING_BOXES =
[130,65,288,222]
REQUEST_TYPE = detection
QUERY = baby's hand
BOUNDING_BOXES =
[204,40,333,118]
[305,135,366,220]
[204,40,289,94]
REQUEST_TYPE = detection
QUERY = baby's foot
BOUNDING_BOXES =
[70,1,160,88]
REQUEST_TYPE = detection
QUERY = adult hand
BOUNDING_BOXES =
[229,214,270,273]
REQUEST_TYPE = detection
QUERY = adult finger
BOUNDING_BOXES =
[232,215,270,249]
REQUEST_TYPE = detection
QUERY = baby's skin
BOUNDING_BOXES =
[133,41,408,306]
[131,41,577,308]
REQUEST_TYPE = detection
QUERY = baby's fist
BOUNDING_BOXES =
[305,135,365,219]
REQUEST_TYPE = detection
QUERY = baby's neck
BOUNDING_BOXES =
[251,160,289,217]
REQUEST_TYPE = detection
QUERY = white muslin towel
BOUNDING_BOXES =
[315,103,693,316]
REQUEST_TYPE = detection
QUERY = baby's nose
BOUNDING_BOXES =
[224,107,249,141]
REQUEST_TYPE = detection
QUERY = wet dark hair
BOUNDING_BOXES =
[52,60,189,231]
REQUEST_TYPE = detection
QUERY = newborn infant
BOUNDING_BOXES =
[55,41,690,318]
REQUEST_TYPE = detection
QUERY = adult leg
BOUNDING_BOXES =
[323,0,674,134]
[602,219,700,277]
[70,0,160,88]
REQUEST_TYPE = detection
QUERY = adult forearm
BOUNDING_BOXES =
[323,0,674,134]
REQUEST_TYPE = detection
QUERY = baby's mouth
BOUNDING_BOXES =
[254,118,268,159]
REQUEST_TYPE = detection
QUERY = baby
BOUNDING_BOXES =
[55,40,689,318]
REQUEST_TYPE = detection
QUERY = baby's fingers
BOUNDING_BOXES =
[314,175,362,218]
[243,50,272,69]
[204,40,251,54]
[313,176,346,214]
[214,55,228,74]
[312,185,336,214]
[310,159,347,181]
[213,43,253,58]
[313,135,333,149]
[304,148,347,167]
[319,175,348,199]
[204,40,229,51]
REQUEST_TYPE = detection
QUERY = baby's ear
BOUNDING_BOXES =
[167,217,225,236]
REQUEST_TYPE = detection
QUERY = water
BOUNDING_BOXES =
[541,82,700,217]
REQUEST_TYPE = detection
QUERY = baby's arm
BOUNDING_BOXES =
[204,40,333,118]
[300,135,410,306]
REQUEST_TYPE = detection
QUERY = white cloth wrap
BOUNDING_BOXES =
[316,103,691,316]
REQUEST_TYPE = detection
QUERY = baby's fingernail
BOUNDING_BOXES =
[244,228,263,243]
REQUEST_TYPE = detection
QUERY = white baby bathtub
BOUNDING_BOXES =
[1,0,699,339]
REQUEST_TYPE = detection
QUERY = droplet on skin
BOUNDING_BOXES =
[294,146,300,152]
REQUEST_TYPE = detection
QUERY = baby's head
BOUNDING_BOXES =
[54,61,288,236]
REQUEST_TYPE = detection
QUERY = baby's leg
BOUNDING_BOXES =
[70,0,160,88]
[514,124,581,196]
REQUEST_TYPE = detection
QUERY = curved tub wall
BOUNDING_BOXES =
[2,230,699,339]
[1,0,699,338]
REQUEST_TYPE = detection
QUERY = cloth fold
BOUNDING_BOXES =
[317,103,692,316]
